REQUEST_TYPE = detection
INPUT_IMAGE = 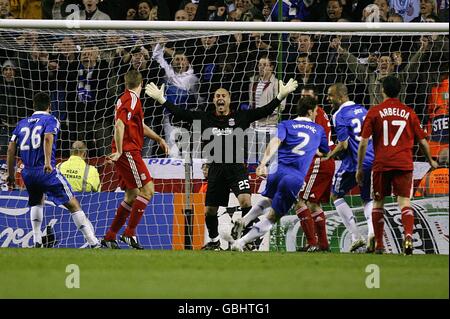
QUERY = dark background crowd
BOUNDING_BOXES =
[0,0,448,161]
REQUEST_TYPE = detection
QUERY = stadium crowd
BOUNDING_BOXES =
[0,0,448,162]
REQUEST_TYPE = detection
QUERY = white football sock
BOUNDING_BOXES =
[240,218,275,244]
[71,211,98,246]
[334,198,361,242]
[242,198,272,227]
[30,205,43,245]
[364,200,375,237]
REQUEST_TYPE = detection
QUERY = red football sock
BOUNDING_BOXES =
[296,206,318,246]
[105,201,132,240]
[401,207,414,239]
[372,208,384,249]
[312,210,328,250]
[124,196,149,237]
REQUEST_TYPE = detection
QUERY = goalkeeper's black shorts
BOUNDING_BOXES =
[205,163,251,207]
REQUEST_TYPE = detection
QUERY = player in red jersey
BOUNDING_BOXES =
[357,76,438,255]
[295,86,335,252]
[102,70,168,249]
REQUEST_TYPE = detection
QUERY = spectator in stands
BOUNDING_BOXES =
[412,0,438,21]
[53,0,111,20]
[174,9,189,20]
[9,0,42,19]
[249,54,284,128]
[184,1,198,20]
[270,0,310,21]
[0,0,14,18]
[390,0,420,22]
[374,0,392,21]
[249,54,286,162]
[320,0,348,22]
[0,60,30,156]
[332,37,423,106]
[57,141,101,192]
[415,148,449,197]
[387,12,404,22]
[425,65,449,158]
[149,5,158,20]
[152,40,200,158]
[135,0,152,20]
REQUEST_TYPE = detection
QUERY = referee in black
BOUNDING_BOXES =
[146,79,298,250]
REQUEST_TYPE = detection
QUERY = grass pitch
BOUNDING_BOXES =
[0,248,447,299]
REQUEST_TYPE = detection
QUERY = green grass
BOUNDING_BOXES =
[0,248,448,299]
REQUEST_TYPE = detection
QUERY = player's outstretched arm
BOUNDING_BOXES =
[143,122,169,155]
[418,138,439,169]
[324,139,348,160]
[145,82,197,123]
[356,137,369,185]
[6,141,17,187]
[43,133,54,174]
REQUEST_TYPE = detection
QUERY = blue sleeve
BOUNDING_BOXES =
[319,127,330,154]
[10,124,19,142]
[277,122,287,142]
[334,113,349,142]
[45,117,60,135]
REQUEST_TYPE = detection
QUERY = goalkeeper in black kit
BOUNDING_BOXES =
[146,79,298,250]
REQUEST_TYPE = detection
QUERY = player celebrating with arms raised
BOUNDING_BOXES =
[145,79,298,250]
[102,70,168,250]
[7,92,100,248]
[357,76,438,255]
[230,97,330,251]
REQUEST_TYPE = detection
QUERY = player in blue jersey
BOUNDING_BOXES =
[324,83,375,252]
[229,96,329,251]
[6,92,100,248]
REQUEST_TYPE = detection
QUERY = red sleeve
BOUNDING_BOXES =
[411,110,427,140]
[361,108,375,139]
[115,96,130,124]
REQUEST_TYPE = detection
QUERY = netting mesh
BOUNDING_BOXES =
[0,27,448,252]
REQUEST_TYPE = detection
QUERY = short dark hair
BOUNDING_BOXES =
[301,84,317,95]
[125,70,143,90]
[33,92,51,111]
[297,96,317,117]
[382,75,401,98]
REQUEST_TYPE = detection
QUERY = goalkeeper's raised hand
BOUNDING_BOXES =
[145,82,166,104]
[276,78,298,101]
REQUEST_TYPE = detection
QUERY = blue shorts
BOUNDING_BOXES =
[261,166,305,216]
[332,167,372,202]
[21,167,74,206]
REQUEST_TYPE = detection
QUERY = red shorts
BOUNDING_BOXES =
[300,157,335,203]
[115,151,152,190]
[372,170,413,201]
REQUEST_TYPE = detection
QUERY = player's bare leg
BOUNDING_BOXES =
[295,199,319,252]
[202,206,221,250]
[231,208,277,252]
[370,200,385,254]
[120,181,155,250]
[30,197,44,248]
[398,196,414,255]
[65,197,100,248]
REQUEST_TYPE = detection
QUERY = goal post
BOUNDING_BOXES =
[0,20,448,253]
